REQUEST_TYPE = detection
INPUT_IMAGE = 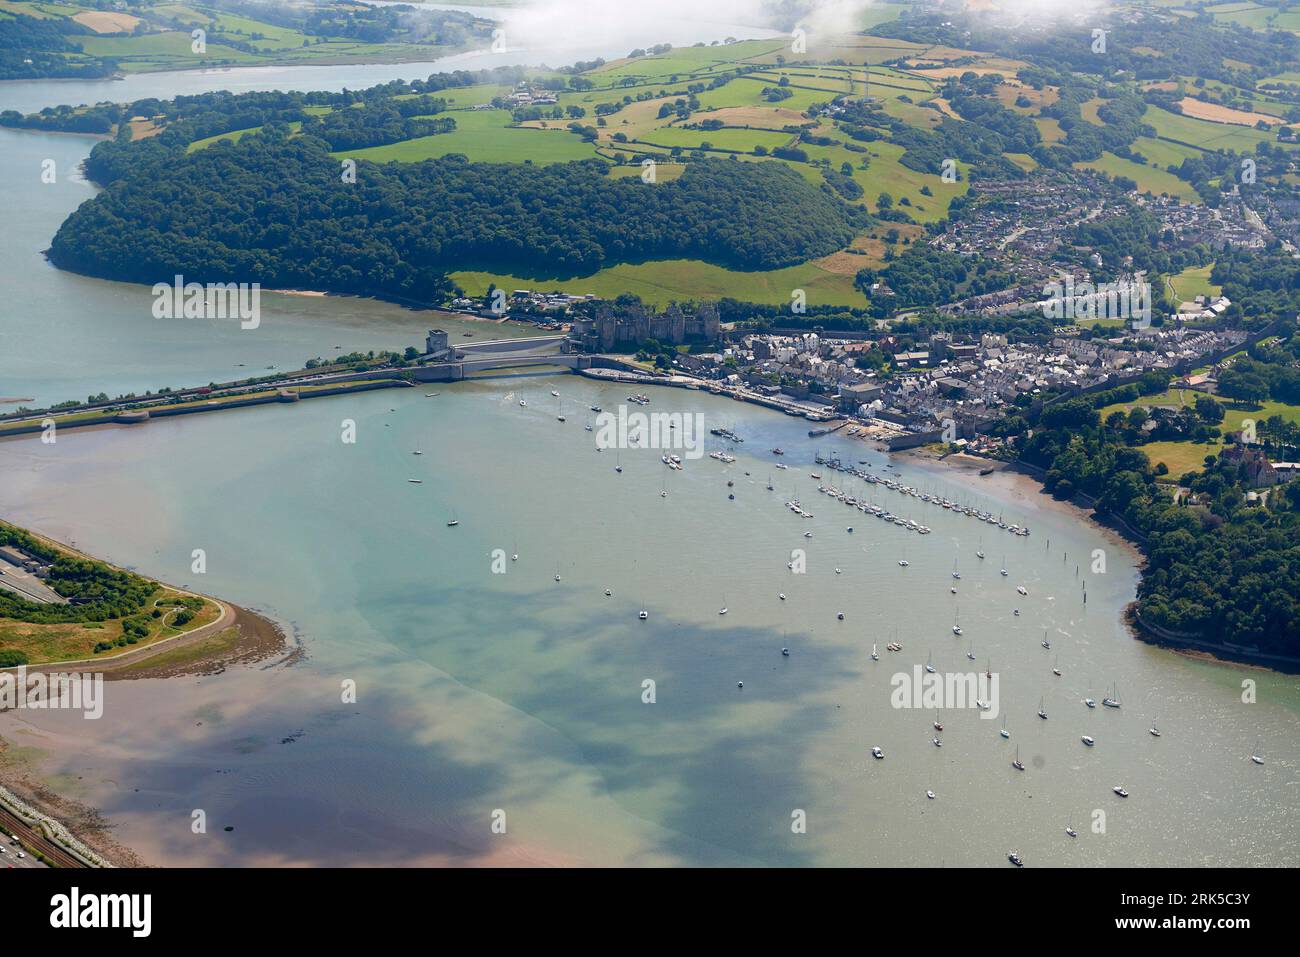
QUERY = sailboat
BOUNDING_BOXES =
[952,608,963,636]
[519,391,527,408]
[614,449,623,474]
[1250,742,1264,765]
[1052,656,1061,677]
[446,514,460,527]
[1000,557,1008,577]
[1102,684,1121,708]
[1041,630,1051,650]
[933,713,944,732]
[1037,696,1047,720]
[925,652,936,675]
[556,397,565,422]
[951,557,961,580]
[1065,818,1078,838]
[766,473,775,491]
[870,643,879,661]
[1148,718,1160,737]
[967,641,976,661]
[1012,746,1025,771]
[718,595,728,615]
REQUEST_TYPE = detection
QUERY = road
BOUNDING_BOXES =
[0,803,81,868]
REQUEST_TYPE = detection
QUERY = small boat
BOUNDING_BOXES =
[446,519,459,527]
[1081,735,1094,747]
[407,479,424,484]
[1084,697,1096,709]
[550,390,559,397]
[1113,786,1128,797]
[932,736,942,748]
[837,612,845,620]
[425,392,440,398]
[778,593,786,601]
[933,714,944,732]
[1017,586,1027,596]
[1013,608,1020,616]
[604,589,612,597]
[1008,851,1023,867]
[771,448,785,456]
[871,746,884,759]
[1149,720,1160,737]
[898,559,909,567]
[519,399,527,407]
[638,610,648,620]
[976,550,985,559]
[781,647,790,657]
[1065,822,1078,838]
[590,405,601,412]
[926,790,935,800]
[554,574,561,582]
[412,450,424,455]
[718,606,728,616]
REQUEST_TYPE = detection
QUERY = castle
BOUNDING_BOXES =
[568,302,721,352]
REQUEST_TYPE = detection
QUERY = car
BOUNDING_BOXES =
[15,852,24,859]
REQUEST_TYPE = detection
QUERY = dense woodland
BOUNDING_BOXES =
[50,132,864,303]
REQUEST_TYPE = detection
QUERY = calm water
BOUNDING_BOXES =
[0,378,1296,866]
[0,18,1296,868]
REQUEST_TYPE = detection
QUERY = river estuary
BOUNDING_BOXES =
[0,13,1295,867]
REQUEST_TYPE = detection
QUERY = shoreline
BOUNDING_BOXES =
[895,446,1300,675]
[0,523,294,866]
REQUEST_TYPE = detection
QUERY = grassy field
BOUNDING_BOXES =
[1095,386,1300,476]
[1073,152,1201,202]
[1146,106,1289,152]
[452,257,869,308]
[0,584,222,665]
[343,109,601,164]
[1166,264,1222,302]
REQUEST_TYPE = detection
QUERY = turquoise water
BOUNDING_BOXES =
[2,378,1296,866]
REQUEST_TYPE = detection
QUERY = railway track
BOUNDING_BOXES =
[0,803,85,869]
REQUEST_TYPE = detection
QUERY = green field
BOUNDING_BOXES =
[1096,386,1300,476]
[1073,152,1201,202]
[1166,264,1222,303]
[452,258,869,309]
[343,109,601,164]
[1146,106,1288,152]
